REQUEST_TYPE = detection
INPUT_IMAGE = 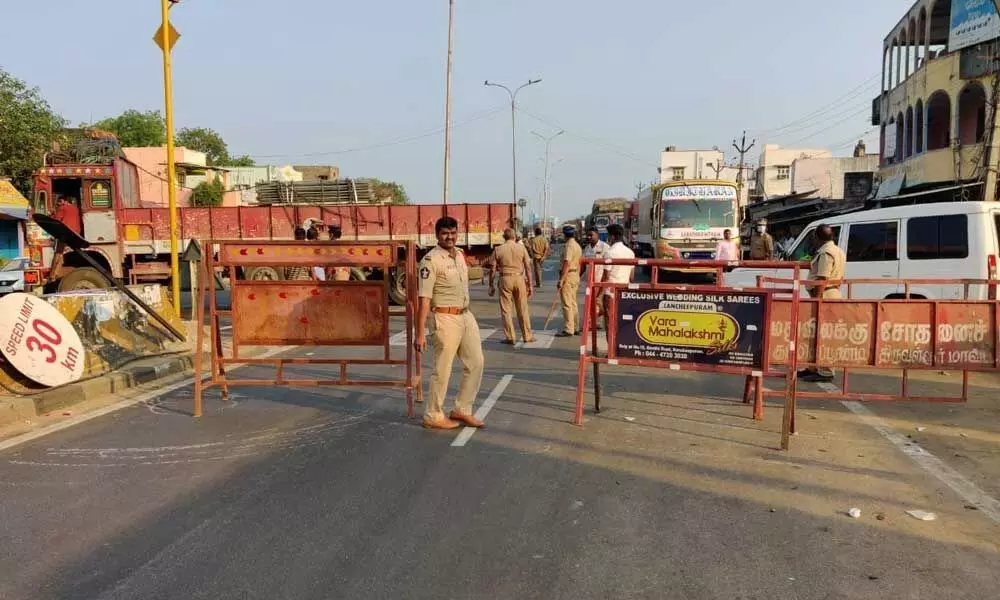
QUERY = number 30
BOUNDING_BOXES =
[26,319,63,364]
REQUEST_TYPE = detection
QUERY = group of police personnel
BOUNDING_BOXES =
[412,215,847,430]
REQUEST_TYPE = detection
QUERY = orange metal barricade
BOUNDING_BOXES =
[575,258,1000,450]
[193,240,421,417]
[574,257,802,426]
[746,275,1000,449]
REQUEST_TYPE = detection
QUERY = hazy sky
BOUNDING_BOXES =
[2,0,910,219]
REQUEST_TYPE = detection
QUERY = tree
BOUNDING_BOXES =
[370,179,409,205]
[226,154,255,167]
[175,127,228,166]
[92,109,165,147]
[175,126,255,167]
[190,178,224,207]
[0,69,67,193]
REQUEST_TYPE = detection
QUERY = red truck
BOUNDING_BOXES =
[28,156,515,304]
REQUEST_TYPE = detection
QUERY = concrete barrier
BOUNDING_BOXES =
[0,285,186,396]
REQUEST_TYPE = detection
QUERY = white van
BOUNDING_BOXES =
[724,201,1000,299]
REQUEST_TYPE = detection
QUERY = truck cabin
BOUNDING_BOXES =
[33,164,126,245]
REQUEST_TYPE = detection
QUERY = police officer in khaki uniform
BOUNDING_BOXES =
[749,219,776,260]
[556,225,583,337]
[415,216,486,430]
[529,228,551,287]
[327,225,351,281]
[800,223,846,382]
[488,228,535,344]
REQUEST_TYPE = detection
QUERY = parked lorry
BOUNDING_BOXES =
[28,155,515,304]
[586,198,629,242]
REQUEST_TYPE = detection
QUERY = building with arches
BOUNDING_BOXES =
[875,0,999,204]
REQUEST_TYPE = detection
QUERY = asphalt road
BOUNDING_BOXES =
[2,256,1000,600]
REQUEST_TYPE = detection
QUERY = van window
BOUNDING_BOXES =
[906,215,969,260]
[847,221,898,262]
[787,226,842,261]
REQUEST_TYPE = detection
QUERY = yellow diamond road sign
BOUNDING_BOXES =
[154,22,180,51]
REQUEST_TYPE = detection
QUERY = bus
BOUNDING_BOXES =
[634,180,740,279]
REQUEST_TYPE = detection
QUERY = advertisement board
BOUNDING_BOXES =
[950,0,1000,52]
[615,289,768,369]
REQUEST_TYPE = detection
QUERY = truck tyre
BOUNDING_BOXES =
[389,268,407,306]
[350,268,366,281]
[57,267,110,292]
[244,266,284,281]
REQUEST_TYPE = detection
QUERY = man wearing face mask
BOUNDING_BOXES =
[749,219,775,261]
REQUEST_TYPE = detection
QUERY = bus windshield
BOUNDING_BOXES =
[662,199,734,228]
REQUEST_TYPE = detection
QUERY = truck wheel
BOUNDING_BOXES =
[389,268,407,306]
[58,267,110,292]
[244,266,284,281]
[350,268,367,281]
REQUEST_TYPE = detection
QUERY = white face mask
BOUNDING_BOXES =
[756,226,766,234]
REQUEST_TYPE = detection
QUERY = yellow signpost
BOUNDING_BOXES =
[158,0,181,317]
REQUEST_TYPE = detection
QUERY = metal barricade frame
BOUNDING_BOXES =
[574,257,1000,451]
[574,257,805,427]
[747,275,1000,449]
[193,239,421,417]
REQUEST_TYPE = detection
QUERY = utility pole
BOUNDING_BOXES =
[158,0,182,317]
[732,131,756,207]
[442,0,455,205]
[707,161,726,179]
[635,181,646,199]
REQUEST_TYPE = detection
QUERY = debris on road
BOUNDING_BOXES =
[847,508,862,518]
[916,426,926,432]
[876,513,886,521]
[623,416,636,422]
[906,510,937,521]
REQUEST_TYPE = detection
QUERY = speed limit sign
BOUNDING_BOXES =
[0,293,85,387]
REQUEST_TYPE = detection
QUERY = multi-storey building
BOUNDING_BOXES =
[875,0,998,203]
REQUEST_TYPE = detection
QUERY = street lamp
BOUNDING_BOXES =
[484,78,542,206]
[531,129,563,225]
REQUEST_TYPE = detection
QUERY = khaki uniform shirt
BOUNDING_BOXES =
[530,235,550,260]
[563,238,583,273]
[809,240,846,299]
[418,245,470,309]
[491,240,531,277]
[750,233,775,260]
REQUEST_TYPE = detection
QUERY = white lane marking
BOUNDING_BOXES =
[451,374,513,447]
[0,346,293,454]
[515,330,556,350]
[830,387,1000,525]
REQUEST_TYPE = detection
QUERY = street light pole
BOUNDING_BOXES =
[531,129,563,226]
[160,0,181,317]
[442,0,455,205]
[484,78,541,206]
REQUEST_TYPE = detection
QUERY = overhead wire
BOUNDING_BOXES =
[785,104,874,146]
[752,73,881,137]
[248,104,507,160]
[515,106,660,169]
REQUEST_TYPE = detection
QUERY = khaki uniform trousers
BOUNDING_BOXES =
[560,271,581,334]
[428,311,484,419]
[499,274,533,342]
[532,259,546,287]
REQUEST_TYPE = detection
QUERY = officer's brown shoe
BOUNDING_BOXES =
[523,337,537,344]
[423,416,461,430]
[449,410,485,428]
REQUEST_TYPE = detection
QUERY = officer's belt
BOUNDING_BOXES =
[499,270,524,276]
[433,306,469,315]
